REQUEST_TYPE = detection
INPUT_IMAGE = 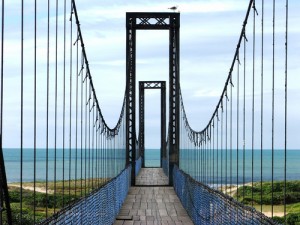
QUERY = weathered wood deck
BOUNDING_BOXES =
[114,168,194,225]
[135,168,169,186]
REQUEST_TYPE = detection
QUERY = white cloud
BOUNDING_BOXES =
[1,0,300,149]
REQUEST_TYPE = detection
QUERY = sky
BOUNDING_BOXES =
[1,0,299,149]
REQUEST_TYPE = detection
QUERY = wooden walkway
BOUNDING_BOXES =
[135,168,169,186]
[114,168,194,225]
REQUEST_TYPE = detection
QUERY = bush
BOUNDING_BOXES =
[271,214,300,225]
[287,213,300,225]
[235,181,300,205]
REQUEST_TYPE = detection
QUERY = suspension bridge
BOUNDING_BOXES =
[0,0,299,224]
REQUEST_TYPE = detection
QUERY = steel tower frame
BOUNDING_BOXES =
[139,81,166,169]
[126,12,180,185]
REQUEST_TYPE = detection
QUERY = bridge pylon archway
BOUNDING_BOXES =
[139,81,166,169]
[125,12,180,185]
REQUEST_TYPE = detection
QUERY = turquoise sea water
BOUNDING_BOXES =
[2,148,300,184]
[180,149,300,184]
[3,148,126,183]
[144,149,161,167]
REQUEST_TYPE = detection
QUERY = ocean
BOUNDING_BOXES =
[2,148,126,183]
[180,149,300,184]
[2,148,300,184]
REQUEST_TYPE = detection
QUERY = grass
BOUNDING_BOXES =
[10,178,109,196]
[251,202,300,214]
[2,178,109,225]
[233,181,300,225]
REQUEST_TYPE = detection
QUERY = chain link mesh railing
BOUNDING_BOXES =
[173,165,278,225]
[40,166,131,225]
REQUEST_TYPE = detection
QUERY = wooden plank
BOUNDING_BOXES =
[113,169,194,225]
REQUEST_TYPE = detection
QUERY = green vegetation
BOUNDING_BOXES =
[273,213,300,225]
[234,181,300,225]
[2,178,108,225]
[236,180,300,205]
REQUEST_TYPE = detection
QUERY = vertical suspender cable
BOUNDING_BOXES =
[84,70,88,196]
[62,0,66,207]
[236,50,240,201]
[0,7,2,225]
[100,118,103,184]
[230,78,233,220]
[114,128,116,178]
[96,115,98,187]
[221,103,223,190]
[0,2,1,223]
[110,135,113,178]
[284,0,288,222]
[199,134,201,181]
[201,133,203,182]
[33,0,37,222]
[101,126,103,182]
[252,0,257,212]
[206,131,209,183]
[202,133,204,182]
[243,34,246,200]
[271,0,275,218]
[69,3,73,204]
[225,92,228,195]
[230,79,233,196]
[201,134,203,182]
[75,21,79,198]
[54,0,58,214]
[206,133,208,183]
[212,119,215,186]
[198,131,201,178]
[101,123,106,181]
[46,0,50,217]
[20,0,24,222]
[88,85,91,190]
[210,125,212,185]
[217,113,219,187]
[97,119,100,187]
[95,112,98,187]
[260,0,264,218]
[92,99,95,188]
[201,136,203,182]
[80,52,83,197]
[105,129,108,181]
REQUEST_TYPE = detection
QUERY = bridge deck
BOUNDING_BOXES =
[114,168,194,225]
[135,168,169,186]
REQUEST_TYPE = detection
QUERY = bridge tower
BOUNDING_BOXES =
[138,81,166,169]
[125,12,180,185]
